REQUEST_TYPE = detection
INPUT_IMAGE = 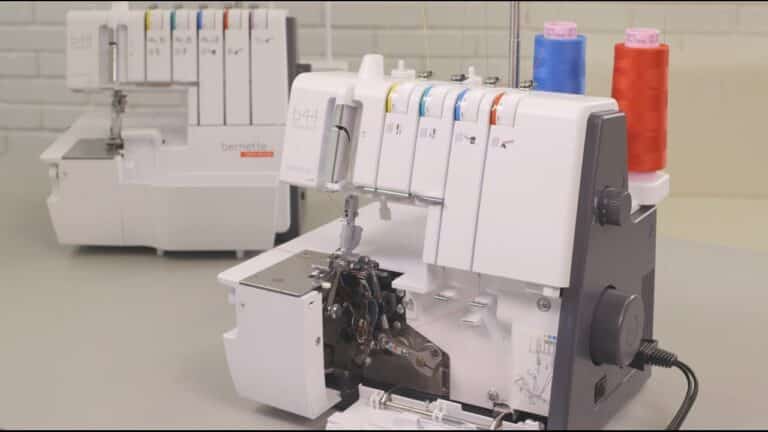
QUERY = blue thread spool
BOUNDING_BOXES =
[532,21,586,95]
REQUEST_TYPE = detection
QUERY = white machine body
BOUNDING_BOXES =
[219,54,657,429]
[221,203,563,428]
[251,9,291,126]
[375,81,430,194]
[410,85,464,200]
[350,77,393,189]
[435,88,499,271]
[145,9,172,82]
[280,72,358,189]
[224,9,250,126]
[198,9,225,126]
[223,269,338,418]
[43,4,296,254]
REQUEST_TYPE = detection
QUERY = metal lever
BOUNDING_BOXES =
[339,194,362,256]
[507,1,520,88]
[330,104,358,185]
[108,89,127,150]
[377,334,442,377]
[110,41,119,84]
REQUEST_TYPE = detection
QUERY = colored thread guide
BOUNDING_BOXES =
[454,88,469,121]
[418,86,433,117]
[611,28,669,171]
[385,84,399,113]
[489,92,505,125]
[624,28,660,48]
[543,21,577,40]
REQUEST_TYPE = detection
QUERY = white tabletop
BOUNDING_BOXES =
[2,141,766,429]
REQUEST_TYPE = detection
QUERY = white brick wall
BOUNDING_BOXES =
[0,53,38,76]
[1,1,767,197]
[0,2,36,24]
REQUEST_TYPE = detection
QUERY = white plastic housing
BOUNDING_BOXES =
[223,274,339,418]
[172,9,199,125]
[225,9,251,125]
[436,88,502,271]
[218,203,564,421]
[350,79,392,188]
[172,9,198,83]
[41,111,291,251]
[280,72,358,189]
[50,6,299,252]
[472,93,618,288]
[410,85,465,199]
[120,10,146,83]
[251,9,290,125]
[376,82,430,193]
[146,9,172,82]
[629,170,670,211]
[198,9,225,125]
[66,10,111,89]
[413,85,465,265]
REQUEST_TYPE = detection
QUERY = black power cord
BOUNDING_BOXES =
[631,340,699,430]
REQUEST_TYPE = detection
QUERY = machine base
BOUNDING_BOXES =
[41,111,296,253]
[326,385,543,430]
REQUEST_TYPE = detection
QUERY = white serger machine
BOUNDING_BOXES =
[218,54,686,429]
[40,2,303,256]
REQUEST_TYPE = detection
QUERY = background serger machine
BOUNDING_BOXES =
[218,54,697,429]
[40,2,302,256]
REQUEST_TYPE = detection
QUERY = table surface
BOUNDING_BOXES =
[2,141,767,429]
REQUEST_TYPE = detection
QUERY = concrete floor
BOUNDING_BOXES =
[2,140,768,428]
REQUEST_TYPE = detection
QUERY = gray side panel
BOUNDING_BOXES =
[63,139,119,160]
[240,249,327,296]
[548,112,657,429]
[285,17,299,87]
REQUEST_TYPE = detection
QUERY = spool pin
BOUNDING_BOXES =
[624,28,660,48]
[543,21,578,40]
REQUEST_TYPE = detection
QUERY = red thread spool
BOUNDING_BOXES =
[611,28,669,172]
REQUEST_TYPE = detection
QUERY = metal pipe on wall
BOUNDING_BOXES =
[507,1,521,88]
[325,2,333,65]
